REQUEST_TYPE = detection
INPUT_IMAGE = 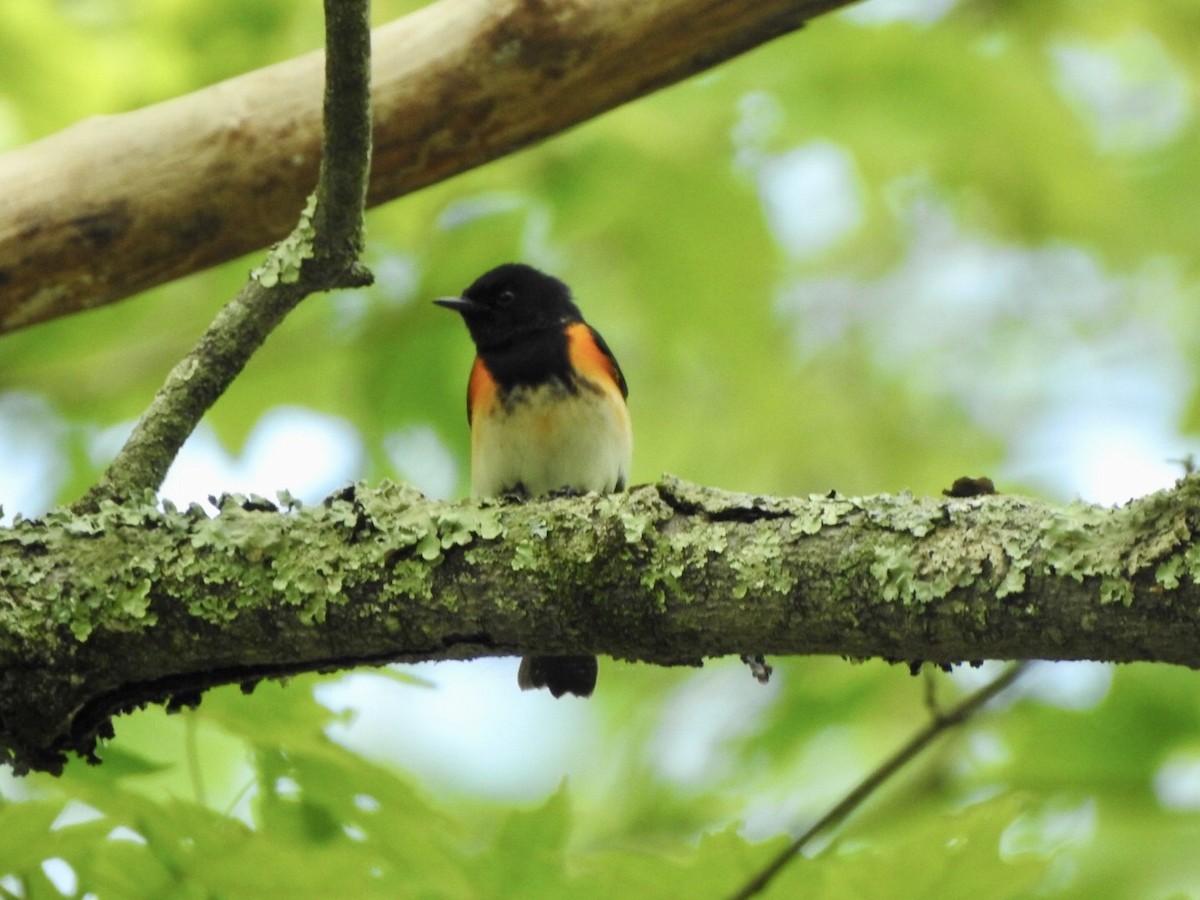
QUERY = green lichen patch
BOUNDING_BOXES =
[1042,505,1120,582]
[1116,481,1194,573]
[510,541,538,573]
[1156,553,1185,590]
[996,530,1035,599]
[728,528,791,601]
[791,492,858,536]
[358,480,504,559]
[869,541,921,604]
[859,495,1028,608]
[437,506,505,548]
[1100,576,1134,607]
[252,193,317,287]
[860,491,945,537]
[1040,486,1194,604]
[0,493,175,644]
[635,516,730,603]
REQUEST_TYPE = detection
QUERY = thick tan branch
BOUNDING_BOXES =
[0,0,853,333]
[3,475,1200,774]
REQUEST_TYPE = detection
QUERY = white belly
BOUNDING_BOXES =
[471,380,631,498]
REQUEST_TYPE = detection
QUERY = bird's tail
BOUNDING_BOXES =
[518,655,598,698]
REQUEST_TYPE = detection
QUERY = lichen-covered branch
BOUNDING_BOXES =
[0,0,856,333]
[4,475,1200,774]
[76,0,373,509]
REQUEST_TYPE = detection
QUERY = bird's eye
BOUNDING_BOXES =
[497,289,516,307]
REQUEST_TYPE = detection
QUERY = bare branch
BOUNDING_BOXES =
[0,0,855,333]
[728,662,1029,899]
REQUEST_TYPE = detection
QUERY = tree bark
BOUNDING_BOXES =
[3,475,1199,774]
[0,0,853,334]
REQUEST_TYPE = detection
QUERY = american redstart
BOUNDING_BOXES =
[435,263,631,698]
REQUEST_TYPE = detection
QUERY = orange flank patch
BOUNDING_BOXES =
[565,322,625,398]
[466,356,498,425]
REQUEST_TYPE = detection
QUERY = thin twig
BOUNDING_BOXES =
[76,0,373,510]
[311,0,373,266]
[728,661,1030,899]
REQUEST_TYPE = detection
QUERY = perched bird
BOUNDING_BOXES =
[435,263,631,698]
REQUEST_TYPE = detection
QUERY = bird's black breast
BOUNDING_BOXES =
[479,327,577,395]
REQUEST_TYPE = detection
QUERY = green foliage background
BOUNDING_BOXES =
[3,0,1200,896]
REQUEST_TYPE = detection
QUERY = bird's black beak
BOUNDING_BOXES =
[433,296,477,314]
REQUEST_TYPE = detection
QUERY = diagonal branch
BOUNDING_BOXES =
[728,662,1029,899]
[3,475,1200,774]
[0,0,857,333]
[75,0,374,509]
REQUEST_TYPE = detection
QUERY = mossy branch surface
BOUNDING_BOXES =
[5,475,1200,774]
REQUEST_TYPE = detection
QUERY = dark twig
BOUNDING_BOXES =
[77,0,373,510]
[728,661,1030,899]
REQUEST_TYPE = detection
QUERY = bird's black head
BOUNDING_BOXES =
[434,263,583,350]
